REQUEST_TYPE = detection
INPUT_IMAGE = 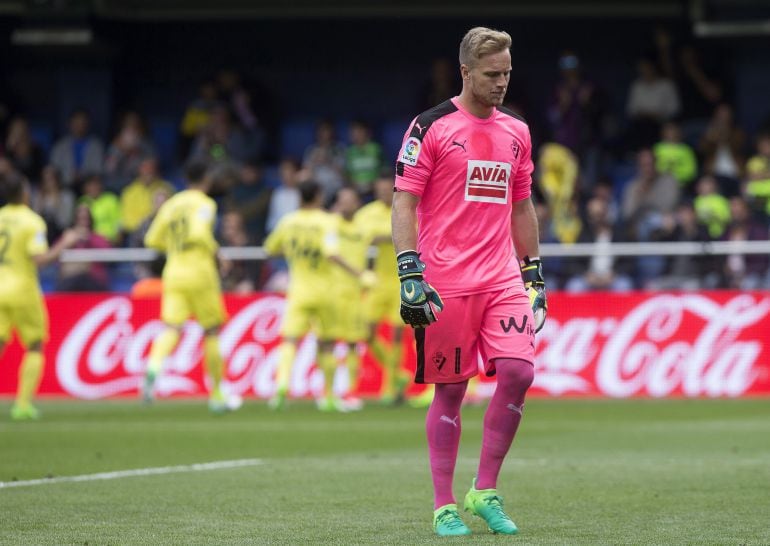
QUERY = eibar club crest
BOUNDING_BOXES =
[511,140,520,159]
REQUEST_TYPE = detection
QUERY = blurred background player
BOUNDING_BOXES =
[142,162,237,413]
[264,180,356,412]
[0,173,79,420]
[354,176,412,404]
[329,186,374,410]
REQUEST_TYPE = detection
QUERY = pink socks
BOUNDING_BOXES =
[476,358,534,490]
[426,381,468,508]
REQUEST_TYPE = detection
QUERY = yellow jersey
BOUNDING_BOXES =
[0,204,48,302]
[120,178,175,232]
[144,189,219,290]
[354,200,398,290]
[332,214,368,287]
[264,208,338,300]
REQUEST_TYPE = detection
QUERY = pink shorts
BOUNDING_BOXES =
[415,286,535,384]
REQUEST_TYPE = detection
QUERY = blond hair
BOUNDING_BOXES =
[459,27,512,67]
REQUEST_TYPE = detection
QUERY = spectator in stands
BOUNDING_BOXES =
[722,196,770,289]
[653,121,698,193]
[56,204,111,292]
[537,142,581,244]
[266,157,302,233]
[622,148,680,237]
[218,210,259,293]
[4,117,45,183]
[565,196,633,292]
[699,103,746,193]
[78,173,121,243]
[547,52,605,172]
[103,111,155,193]
[217,69,266,160]
[694,175,731,239]
[302,119,345,202]
[345,120,383,199]
[180,79,222,157]
[120,158,175,237]
[626,57,680,150]
[675,44,725,123]
[622,148,680,284]
[744,132,770,216]
[224,162,271,243]
[217,69,258,132]
[188,104,252,166]
[30,165,75,244]
[50,109,104,188]
[646,201,712,290]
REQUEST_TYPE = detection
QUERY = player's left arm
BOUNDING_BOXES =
[512,198,546,333]
[30,220,80,267]
[144,205,168,252]
[510,126,547,333]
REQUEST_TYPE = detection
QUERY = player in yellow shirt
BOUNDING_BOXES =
[142,162,236,413]
[120,158,175,234]
[355,176,412,404]
[328,187,376,410]
[0,174,79,420]
[264,181,362,411]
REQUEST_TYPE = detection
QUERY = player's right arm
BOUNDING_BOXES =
[143,204,169,252]
[31,225,80,268]
[391,191,419,254]
[262,219,285,257]
[392,118,443,327]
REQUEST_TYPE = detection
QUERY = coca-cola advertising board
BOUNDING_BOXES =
[0,292,768,399]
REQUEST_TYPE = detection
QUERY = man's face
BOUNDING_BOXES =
[374,178,394,205]
[70,113,89,138]
[335,188,360,217]
[463,49,511,108]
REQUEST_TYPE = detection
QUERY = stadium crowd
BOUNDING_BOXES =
[1,29,769,293]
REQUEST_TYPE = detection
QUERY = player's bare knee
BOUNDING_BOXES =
[27,340,43,352]
[318,339,335,352]
[204,325,220,337]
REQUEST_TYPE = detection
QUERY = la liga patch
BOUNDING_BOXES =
[400,137,421,166]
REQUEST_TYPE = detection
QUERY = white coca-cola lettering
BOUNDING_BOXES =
[533,318,597,394]
[58,298,141,399]
[597,294,769,397]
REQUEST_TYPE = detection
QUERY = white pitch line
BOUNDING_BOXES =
[0,458,264,490]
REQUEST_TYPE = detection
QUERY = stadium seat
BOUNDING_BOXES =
[29,121,54,156]
[148,119,179,171]
[380,120,411,164]
[279,120,316,160]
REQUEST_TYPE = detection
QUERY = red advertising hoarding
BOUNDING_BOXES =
[1,292,768,399]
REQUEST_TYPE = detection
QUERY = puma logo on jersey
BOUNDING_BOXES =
[465,160,511,204]
[415,122,426,134]
[451,139,467,152]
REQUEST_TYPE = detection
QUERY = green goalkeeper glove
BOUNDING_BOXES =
[397,250,444,328]
[520,256,547,333]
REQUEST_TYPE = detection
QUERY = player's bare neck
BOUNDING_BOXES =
[457,92,494,120]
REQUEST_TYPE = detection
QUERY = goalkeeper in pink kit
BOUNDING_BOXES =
[392,27,547,536]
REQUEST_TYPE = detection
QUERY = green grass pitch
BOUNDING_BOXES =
[1,399,769,545]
